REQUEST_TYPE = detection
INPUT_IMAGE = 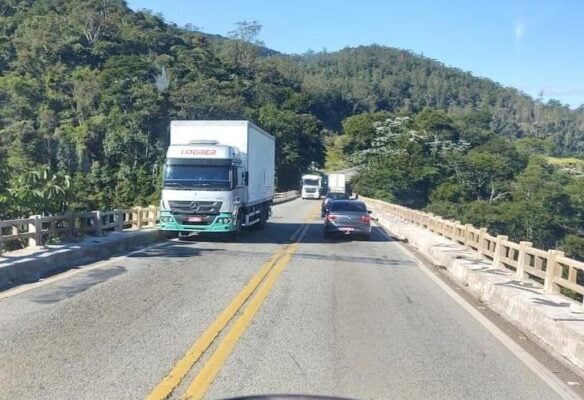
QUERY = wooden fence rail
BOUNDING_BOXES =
[363,196,584,303]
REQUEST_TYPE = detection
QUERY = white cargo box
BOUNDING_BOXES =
[169,121,275,206]
[328,173,346,193]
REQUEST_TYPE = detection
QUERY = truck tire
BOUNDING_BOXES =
[253,205,268,230]
[177,231,192,241]
[165,231,178,240]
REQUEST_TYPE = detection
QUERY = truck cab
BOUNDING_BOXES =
[301,174,322,199]
[159,141,244,235]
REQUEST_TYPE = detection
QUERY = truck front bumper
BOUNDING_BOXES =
[158,211,236,233]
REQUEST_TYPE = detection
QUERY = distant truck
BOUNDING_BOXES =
[327,173,346,194]
[301,174,322,199]
[159,120,275,239]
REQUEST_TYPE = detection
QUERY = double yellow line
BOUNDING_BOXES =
[147,206,317,400]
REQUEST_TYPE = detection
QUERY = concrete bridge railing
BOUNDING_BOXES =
[0,191,300,254]
[0,207,159,253]
[273,190,300,204]
[363,196,584,303]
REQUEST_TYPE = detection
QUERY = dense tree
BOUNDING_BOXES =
[342,111,391,153]
[7,166,71,217]
[352,116,462,207]
[0,2,325,218]
[352,114,584,258]
[1,0,583,264]
[258,105,324,188]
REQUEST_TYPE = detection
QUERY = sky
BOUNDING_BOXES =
[127,0,584,108]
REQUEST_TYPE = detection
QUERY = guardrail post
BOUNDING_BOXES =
[453,221,461,240]
[148,206,157,227]
[94,211,103,236]
[463,224,472,246]
[135,208,143,230]
[516,241,532,278]
[493,235,508,269]
[544,250,564,294]
[65,212,75,240]
[28,215,42,247]
[435,216,444,236]
[433,216,440,233]
[477,228,488,256]
[114,209,124,232]
[426,213,434,231]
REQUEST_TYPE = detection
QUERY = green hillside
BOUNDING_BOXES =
[296,47,584,155]
[1,0,583,224]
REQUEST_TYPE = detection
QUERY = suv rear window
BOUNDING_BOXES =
[330,201,366,212]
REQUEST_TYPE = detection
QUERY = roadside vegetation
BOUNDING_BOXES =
[1,0,583,262]
[349,111,584,259]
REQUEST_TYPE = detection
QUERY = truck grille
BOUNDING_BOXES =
[168,200,222,214]
[305,188,316,193]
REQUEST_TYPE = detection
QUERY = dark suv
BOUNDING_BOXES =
[321,192,350,217]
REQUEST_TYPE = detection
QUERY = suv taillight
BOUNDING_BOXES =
[327,215,337,221]
[360,215,371,223]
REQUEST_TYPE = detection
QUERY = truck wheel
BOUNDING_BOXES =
[254,206,268,230]
[177,231,191,241]
[165,231,178,240]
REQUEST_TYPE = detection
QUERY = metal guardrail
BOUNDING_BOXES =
[0,192,301,253]
[363,196,584,303]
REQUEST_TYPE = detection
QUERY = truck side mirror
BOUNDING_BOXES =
[243,171,249,186]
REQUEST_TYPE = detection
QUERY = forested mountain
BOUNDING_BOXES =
[297,47,584,155]
[0,0,325,216]
[1,0,583,224]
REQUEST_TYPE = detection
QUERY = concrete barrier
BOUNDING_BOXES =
[0,229,164,292]
[0,194,299,292]
[273,190,300,204]
[0,207,158,254]
[366,199,584,371]
[362,197,584,304]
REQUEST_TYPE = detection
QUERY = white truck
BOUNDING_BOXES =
[327,173,346,194]
[301,174,322,199]
[158,120,275,239]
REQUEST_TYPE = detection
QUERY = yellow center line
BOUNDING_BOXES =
[182,243,299,400]
[146,248,288,400]
[146,203,319,400]
[182,206,318,400]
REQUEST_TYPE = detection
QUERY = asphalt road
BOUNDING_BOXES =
[0,199,568,400]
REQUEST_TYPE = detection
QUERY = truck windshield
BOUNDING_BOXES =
[163,164,231,190]
[303,179,320,186]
